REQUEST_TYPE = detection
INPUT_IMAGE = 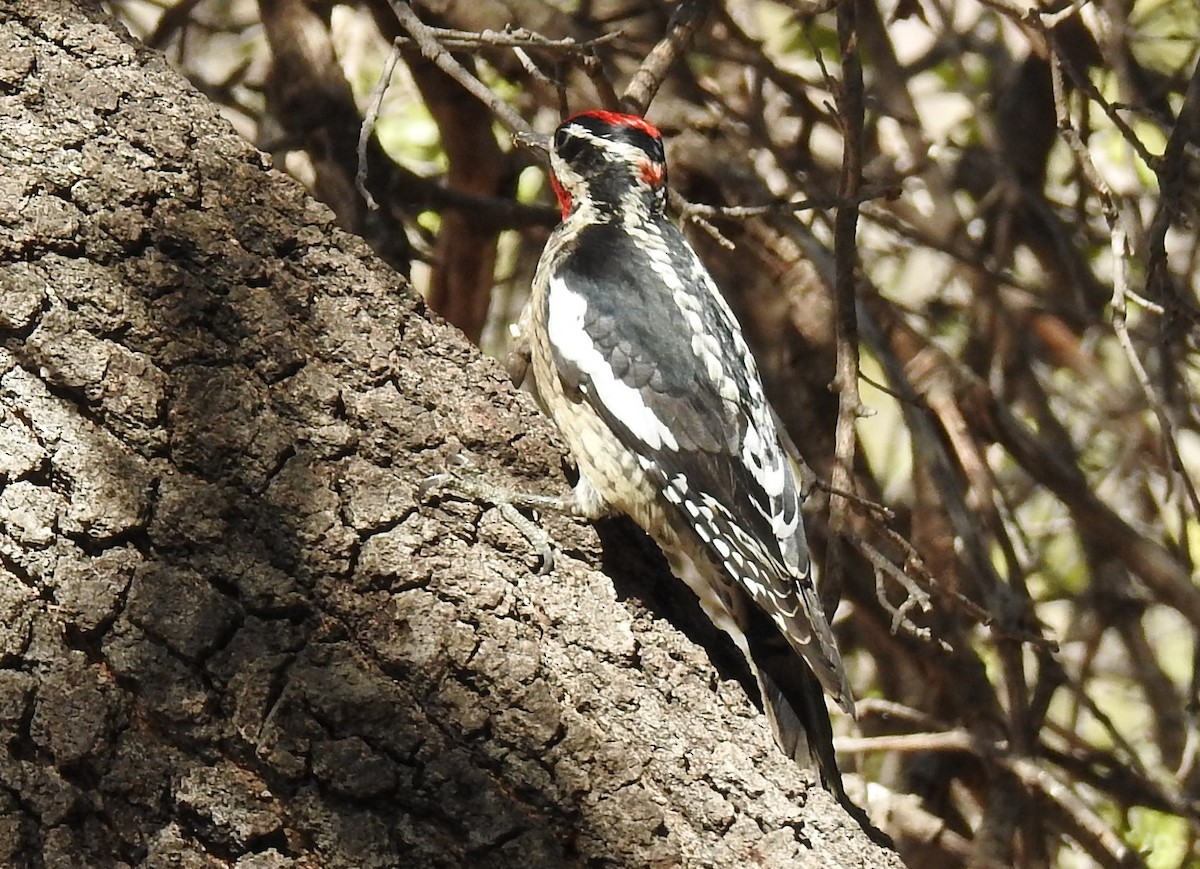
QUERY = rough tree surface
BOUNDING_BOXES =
[0,2,902,867]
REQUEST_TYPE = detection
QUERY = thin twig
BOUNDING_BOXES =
[1040,19,1157,169]
[1146,52,1200,290]
[851,532,941,645]
[974,0,1156,169]
[672,190,737,250]
[1042,31,1200,529]
[510,45,558,93]
[1110,224,1200,521]
[388,1,533,136]
[679,185,899,221]
[356,38,405,211]
[1142,52,1200,519]
[809,479,895,520]
[394,26,622,52]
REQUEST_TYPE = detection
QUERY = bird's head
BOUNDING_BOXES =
[547,111,667,219]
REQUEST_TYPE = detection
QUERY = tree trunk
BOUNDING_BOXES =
[0,3,901,866]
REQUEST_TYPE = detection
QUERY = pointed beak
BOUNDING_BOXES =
[513,131,552,159]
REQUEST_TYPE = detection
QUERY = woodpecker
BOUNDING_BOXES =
[519,110,855,797]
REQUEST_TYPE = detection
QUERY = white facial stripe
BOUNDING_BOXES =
[547,276,679,452]
[560,123,658,166]
[549,152,582,187]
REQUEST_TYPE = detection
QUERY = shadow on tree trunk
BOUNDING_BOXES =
[0,3,901,868]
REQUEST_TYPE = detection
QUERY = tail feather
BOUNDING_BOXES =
[747,608,893,847]
[669,549,893,845]
[746,609,846,801]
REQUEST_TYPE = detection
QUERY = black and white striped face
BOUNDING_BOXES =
[548,111,668,218]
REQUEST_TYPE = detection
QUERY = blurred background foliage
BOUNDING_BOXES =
[108,0,1200,866]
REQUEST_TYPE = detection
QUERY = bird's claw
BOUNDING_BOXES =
[418,458,560,574]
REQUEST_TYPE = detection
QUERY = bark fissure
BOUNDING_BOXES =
[0,3,900,867]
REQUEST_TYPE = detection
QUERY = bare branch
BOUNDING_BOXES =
[388,0,532,135]
[396,26,622,53]
[619,0,712,114]
[824,0,869,616]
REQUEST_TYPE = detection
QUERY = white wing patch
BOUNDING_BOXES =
[547,276,679,452]
[628,221,805,562]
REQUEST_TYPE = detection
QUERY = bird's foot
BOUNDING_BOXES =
[419,453,572,574]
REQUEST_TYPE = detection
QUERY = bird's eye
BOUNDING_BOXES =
[554,128,572,151]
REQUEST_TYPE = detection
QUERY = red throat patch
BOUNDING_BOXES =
[549,171,572,218]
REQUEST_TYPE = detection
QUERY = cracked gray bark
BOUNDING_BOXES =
[0,2,902,867]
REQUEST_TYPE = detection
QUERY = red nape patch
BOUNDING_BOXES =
[639,159,665,187]
[549,171,573,218]
[565,109,662,139]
